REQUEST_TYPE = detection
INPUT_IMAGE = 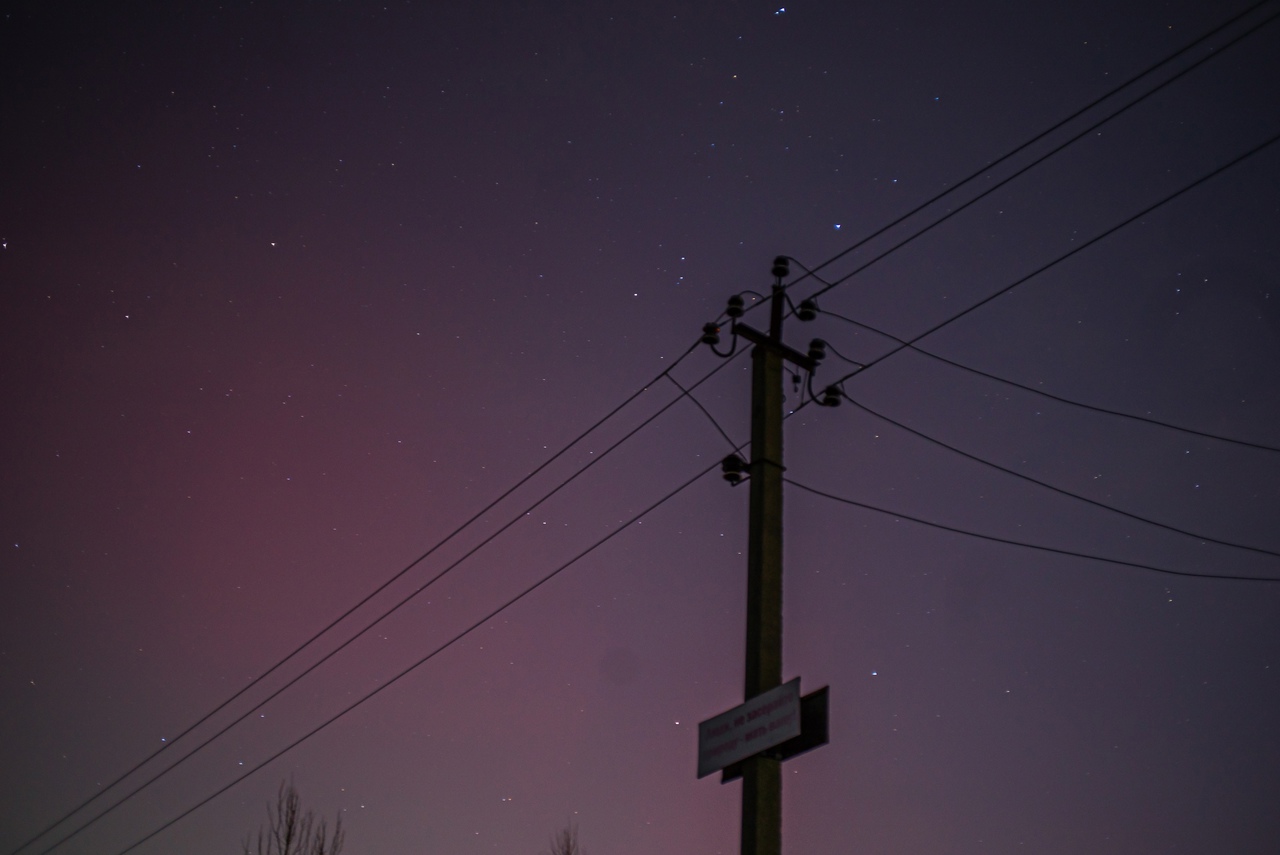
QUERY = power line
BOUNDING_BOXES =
[10,344,695,843]
[30,349,737,855]
[826,130,1280,387]
[814,307,1280,454]
[665,372,741,450]
[107,461,722,855]
[784,477,1280,584]
[16,347,713,852]
[713,0,1278,326]
[788,0,1280,305]
[837,392,1280,560]
[799,6,1280,305]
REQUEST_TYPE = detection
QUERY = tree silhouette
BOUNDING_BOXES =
[243,781,344,855]
[543,821,582,855]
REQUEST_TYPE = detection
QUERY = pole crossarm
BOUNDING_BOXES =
[733,321,818,373]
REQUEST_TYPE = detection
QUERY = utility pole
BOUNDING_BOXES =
[695,257,828,855]
[739,266,789,855]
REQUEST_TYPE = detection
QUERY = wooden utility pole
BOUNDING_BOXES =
[736,259,815,855]
[695,257,828,855]
[741,283,786,855]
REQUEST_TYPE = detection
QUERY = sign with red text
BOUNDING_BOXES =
[697,678,801,778]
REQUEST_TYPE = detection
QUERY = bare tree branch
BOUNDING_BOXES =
[243,781,344,855]
[543,821,581,855]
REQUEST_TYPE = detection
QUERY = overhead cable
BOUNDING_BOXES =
[827,130,1280,386]
[785,478,1280,583]
[799,6,1280,306]
[816,308,1280,454]
[107,462,721,855]
[30,347,736,855]
[838,393,1280,560]
[753,0,1279,314]
[665,373,741,450]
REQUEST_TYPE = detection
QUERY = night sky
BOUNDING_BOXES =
[3,2,1280,854]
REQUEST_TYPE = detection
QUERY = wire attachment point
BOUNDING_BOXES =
[721,453,748,485]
